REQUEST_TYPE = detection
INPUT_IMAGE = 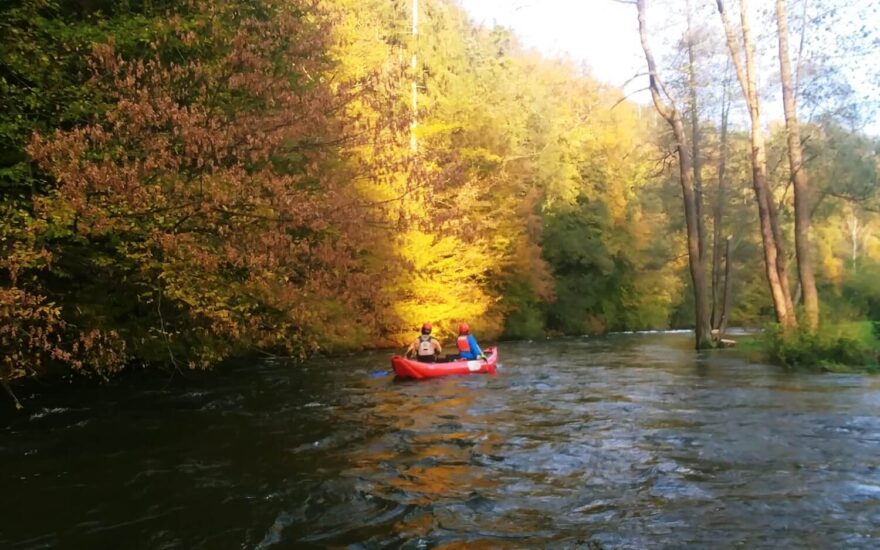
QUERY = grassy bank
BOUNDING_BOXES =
[760,321,880,373]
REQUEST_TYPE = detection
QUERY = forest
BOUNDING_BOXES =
[2,0,879,390]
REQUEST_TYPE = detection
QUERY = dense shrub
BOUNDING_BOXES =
[764,322,879,371]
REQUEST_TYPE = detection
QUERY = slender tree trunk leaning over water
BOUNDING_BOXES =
[715,0,797,332]
[776,0,820,333]
[637,0,713,349]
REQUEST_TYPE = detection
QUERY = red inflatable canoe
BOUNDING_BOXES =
[391,347,498,380]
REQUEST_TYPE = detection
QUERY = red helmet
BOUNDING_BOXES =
[421,322,432,334]
[458,322,469,335]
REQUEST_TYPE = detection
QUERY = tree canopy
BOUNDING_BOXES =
[1,0,878,383]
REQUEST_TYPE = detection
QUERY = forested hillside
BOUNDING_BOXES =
[2,0,878,384]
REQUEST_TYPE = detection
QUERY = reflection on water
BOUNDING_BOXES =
[2,333,880,548]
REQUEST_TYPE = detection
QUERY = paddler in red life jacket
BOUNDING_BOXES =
[456,322,487,361]
[405,322,442,363]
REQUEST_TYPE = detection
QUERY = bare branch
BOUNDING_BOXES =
[619,71,649,90]
[823,191,880,212]
[611,87,649,110]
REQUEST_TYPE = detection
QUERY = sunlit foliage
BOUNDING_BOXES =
[1,0,878,383]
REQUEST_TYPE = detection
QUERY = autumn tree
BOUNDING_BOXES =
[636,0,713,349]
[775,0,821,332]
[25,0,403,369]
[707,62,736,334]
[715,0,797,331]
[5,0,876,387]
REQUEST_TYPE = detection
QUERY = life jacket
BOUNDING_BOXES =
[456,335,471,353]
[417,334,436,357]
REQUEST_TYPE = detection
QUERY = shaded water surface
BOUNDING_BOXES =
[2,334,880,548]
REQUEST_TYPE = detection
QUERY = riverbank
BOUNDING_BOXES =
[737,322,880,373]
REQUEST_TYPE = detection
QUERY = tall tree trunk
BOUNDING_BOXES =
[847,208,861,269]
[737,0,797,326]
[776,0,820,332]
[852,217,858,268]
[766,181,797,318]
[712,67,731,330]
[410,0,419,152]
[718,235,734,336]
[715,0,797,332]
[685,0,707,262]
[637,0,712,350]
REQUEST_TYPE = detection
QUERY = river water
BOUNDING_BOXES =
[2,333,879,548]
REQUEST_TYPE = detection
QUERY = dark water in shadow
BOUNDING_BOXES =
[2,333,879,548]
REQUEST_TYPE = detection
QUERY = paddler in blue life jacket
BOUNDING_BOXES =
[456,322,487,361]
[405,322,442,363]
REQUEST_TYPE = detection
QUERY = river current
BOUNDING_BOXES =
[2,333,879,548]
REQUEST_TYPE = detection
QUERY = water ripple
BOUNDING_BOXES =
[1,334,879,548]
